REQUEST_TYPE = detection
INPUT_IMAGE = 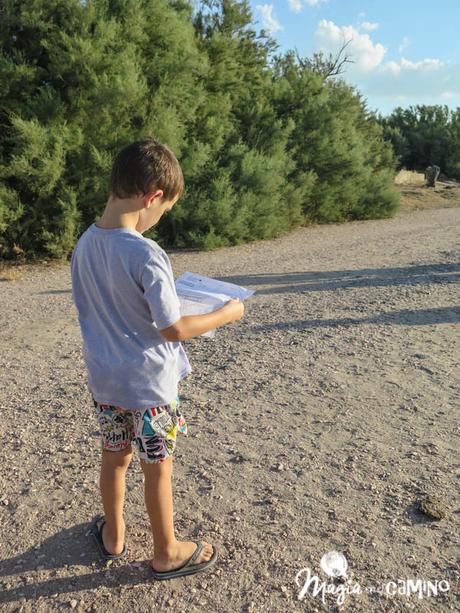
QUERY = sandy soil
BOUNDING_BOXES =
[0,201,459,612]
[397,178,460,213]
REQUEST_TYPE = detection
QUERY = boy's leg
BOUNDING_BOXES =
[141,456,175,554]
[140,456,214,571]
[100,446,133,554]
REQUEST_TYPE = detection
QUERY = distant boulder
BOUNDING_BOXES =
[424,165,440,187]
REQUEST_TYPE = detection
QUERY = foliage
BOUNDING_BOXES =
[377,105,460,179]
[0,0,399,260]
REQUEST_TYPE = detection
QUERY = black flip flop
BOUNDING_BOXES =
[89,515,128,561]
[151,542,218,580]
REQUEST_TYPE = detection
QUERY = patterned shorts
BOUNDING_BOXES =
[91,394,188,463]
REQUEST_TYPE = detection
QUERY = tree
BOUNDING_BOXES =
[0,0,402,260]
[378,105,456,176]
[270,52,399,223]
[293,38,355,79]
[0,0,206,258]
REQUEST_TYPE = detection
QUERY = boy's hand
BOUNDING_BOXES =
[222,297,245,323]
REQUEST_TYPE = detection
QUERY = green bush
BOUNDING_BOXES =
[0,0,400,260]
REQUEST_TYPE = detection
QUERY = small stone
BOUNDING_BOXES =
[70,599,78,608]
[418,495,448,520]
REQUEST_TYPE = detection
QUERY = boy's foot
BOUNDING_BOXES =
[100,520,125,556]
[151,540,215,573]
[90,516,127,561]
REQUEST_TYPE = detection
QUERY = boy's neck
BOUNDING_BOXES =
[96,197,140,230]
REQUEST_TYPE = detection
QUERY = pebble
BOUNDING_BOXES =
[70,599,78,608]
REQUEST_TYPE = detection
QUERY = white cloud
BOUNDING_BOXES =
[402,57,443,70]
[381,57,444,75]
[313,19,460,110]
[255,4,283,34]
[398,36,410,53]
[305,0,328,6]
[288,0,303,13]
[361,21,379,31]
[314,20,387,72]
[359,58,460,103]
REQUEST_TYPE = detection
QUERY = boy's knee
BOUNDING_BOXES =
[140,455,172,476]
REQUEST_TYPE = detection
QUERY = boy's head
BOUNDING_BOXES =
[108,138,184,233]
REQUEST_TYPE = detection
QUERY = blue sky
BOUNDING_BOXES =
[248,0,460,116]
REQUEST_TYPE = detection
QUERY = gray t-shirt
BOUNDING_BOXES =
[71,223,192,409]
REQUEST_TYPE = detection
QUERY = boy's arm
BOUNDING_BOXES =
[159,301,243,342]
[141,252,244,342]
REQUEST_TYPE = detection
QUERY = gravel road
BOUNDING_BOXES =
[1,204,459,612]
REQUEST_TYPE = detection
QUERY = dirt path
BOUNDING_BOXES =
[0,204,459,612]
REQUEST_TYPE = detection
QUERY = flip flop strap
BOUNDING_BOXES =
[183,543,203,569]
[96,519,110,555]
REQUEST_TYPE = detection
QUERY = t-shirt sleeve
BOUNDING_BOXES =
[140,252,182,330]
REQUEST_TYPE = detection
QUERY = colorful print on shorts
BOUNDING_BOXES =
[92,393,187,463]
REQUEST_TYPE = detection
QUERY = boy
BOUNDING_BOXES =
[70,138,244,580]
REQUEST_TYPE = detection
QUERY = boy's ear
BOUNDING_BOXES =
[144,190,163,207]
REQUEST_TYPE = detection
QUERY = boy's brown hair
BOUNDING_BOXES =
[109,138,184,202]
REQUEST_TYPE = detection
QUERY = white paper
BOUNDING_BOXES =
[175,272,255,338]
[176,271,254,300]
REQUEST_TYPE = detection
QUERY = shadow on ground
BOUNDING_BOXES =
[220,263,460,296]
[248,306,460,332]
[0,520,158,603]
